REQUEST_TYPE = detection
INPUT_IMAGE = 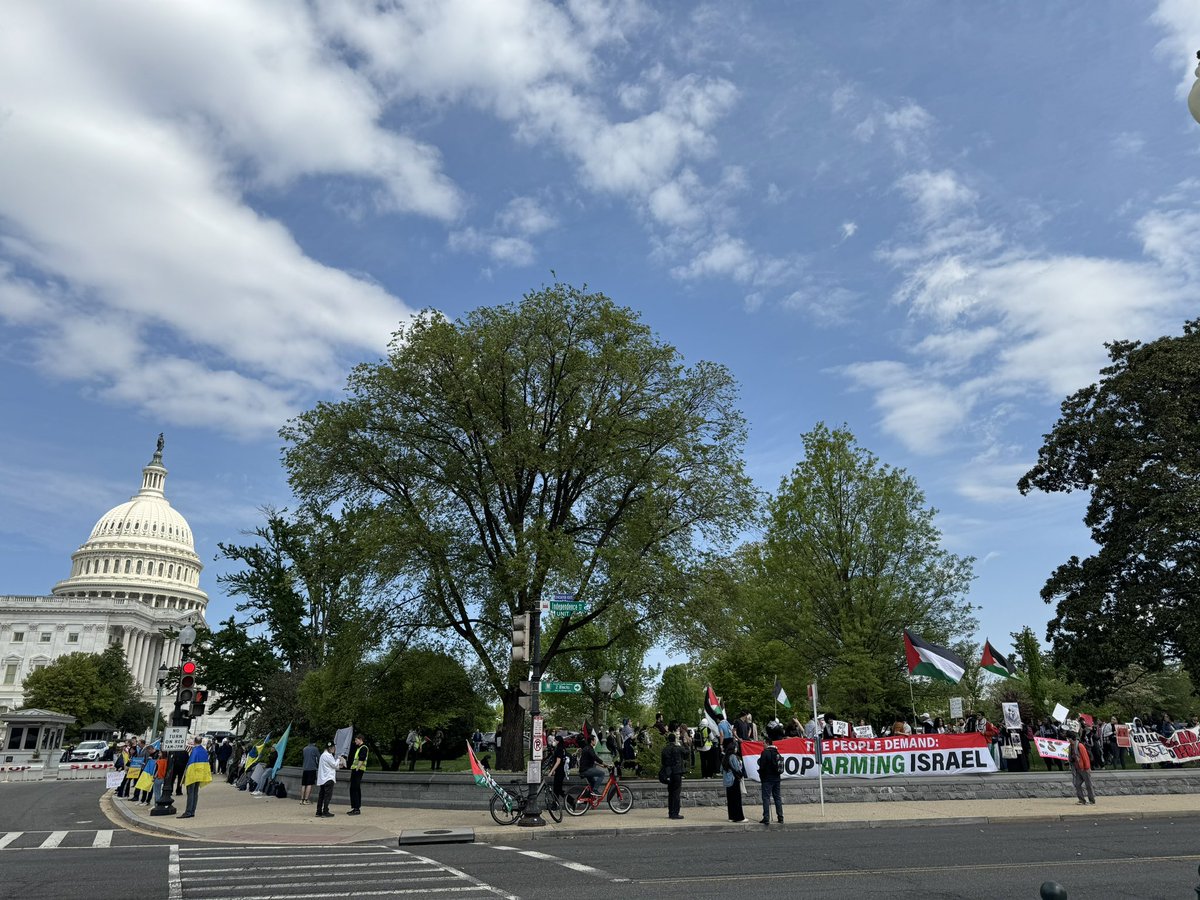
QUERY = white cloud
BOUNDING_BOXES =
[1151,0,1200,96]
[847,180,1198,461]
[1111,131,1147,157]
[840,221,858,240]
[896,170,978,226]
[449,196,557,267]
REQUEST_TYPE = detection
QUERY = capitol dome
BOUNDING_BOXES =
[52,439,208,616]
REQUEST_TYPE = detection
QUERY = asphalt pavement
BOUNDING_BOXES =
[5,779,1200,899]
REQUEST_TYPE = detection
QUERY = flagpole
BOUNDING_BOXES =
[908,673,919,731]
[773,674,777,720]
[811,681,824,817]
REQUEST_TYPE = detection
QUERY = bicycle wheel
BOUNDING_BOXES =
[607,783,634,814]
[565,787,591,816]
[542,788,563,823]
[489,792,520,825]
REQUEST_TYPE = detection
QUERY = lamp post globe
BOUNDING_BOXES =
[599,674,615,694]
[178,624,197,648]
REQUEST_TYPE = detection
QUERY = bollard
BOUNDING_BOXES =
[1040,882,1067,900]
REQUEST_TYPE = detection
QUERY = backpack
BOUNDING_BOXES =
[758,746,781,780]
[274,782,288,799]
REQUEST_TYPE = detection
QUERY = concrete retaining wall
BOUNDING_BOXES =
[270,766,1200,810]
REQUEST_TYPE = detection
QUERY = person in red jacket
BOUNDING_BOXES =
[1068,733,1095,805]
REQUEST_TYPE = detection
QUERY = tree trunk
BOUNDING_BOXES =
[498,693,527,772]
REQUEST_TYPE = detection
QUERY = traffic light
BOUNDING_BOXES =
[511,613,531,662]
[179,660,196,704]
[191,689,208,718]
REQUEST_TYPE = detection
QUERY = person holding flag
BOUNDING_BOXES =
[178,735,213,819]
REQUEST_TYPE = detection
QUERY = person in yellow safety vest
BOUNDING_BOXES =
[347,734,368,815]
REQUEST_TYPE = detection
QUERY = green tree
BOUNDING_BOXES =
[22,646,152,737]
[655,664,701,727]
[734,424,975,724]
[299,646,488,769]
[1018,319,1200,697]
[1012,626,1048,719]
[281,283,755,768]
[189,618,282,730]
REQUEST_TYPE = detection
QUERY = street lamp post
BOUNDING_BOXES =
[150,663,169,741]
[598,674,615,734]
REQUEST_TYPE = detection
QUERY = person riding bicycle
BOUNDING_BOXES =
[577,732,606,794]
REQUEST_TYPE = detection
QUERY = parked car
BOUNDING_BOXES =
[202,730,235,743]
[69,740,110,762]
[480,731,500,751]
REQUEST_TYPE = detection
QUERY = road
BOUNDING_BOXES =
[3,780,1199,899]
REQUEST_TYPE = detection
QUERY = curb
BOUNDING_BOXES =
[104,791,1200,847]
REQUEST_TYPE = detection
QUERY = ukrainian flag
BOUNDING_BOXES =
[183,744,213,788]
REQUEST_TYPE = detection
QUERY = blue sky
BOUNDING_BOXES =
[2,1,1198,669]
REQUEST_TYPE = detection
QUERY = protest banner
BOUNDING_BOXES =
[1165,727,1200,761]
[740,733,997,781]
[1128,728,1175,764]
[1034,736,1069,761]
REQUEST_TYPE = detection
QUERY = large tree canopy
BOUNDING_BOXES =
[1019,319,1200,697]
[22,647,153,738]
[685,424,976,725]
[281,283,755,767]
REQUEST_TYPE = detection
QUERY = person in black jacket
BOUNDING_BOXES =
[757,735,784,825]
[661,731,685,820]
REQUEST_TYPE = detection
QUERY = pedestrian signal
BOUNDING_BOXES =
[511,612,531,662]
[191,688,207,718]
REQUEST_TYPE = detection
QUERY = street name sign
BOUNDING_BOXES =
[541,681,583,694]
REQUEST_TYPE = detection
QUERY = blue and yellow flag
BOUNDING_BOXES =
[183,744,213,788]
[270,724,292,781]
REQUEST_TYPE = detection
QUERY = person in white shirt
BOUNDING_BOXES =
[315,742,344,818]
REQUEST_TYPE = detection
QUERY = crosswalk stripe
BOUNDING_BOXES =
[39,831,69,849]
[92,830,113,848]
[184,862,438,874]
[0,832,23,849]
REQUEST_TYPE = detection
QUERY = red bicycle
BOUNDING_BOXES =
[565,766,633,815]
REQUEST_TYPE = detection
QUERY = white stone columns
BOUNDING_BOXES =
[130,631,144,689]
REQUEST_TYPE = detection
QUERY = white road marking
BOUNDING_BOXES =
[488,844,625,882]
[184,861,437,874]
[168,844,182,900]
[91,830,113,848]
[39,831,68,849]
[393,847,520,900]
[0,832,23,849]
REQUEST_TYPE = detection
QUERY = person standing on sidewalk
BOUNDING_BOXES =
[757,735,784,825]
[299,739,320,806]
[722,738,746,822]
[179,736,212,819]
[660,731,685,820]
[1068,732,1096,805]
[315,741,343,818]
[429,728,444,770]
[347,734,368,816]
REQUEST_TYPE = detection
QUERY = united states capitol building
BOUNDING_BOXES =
[0,439,234,733]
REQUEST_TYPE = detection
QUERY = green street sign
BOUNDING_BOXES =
[541,681,584,694]
[549,599,586,614]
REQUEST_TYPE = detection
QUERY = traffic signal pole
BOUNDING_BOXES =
[517,607,545,827]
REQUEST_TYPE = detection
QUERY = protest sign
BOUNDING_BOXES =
[831,720,849,737]
[1034,736,1069,761]
[1002,703,1022,730]
[853,725,876,738]
[1165,727,1200,761]
[1051,703,1069,723]
[740,733,997,781]
[105,772,123,790]
[1115,724,1132,748]
[949,697,964,719]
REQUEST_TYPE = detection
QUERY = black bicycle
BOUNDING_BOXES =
[488,777,563,825]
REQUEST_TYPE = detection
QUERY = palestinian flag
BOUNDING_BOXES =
[981,640,1018,679]
[581,720,594,743]
[903,629,966,684]
[466,741,491,788]
[611,681,625,699]
[702,684,724,735]
[773,677,792,709]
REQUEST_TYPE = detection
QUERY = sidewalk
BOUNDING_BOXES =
[104,780,1200,847]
